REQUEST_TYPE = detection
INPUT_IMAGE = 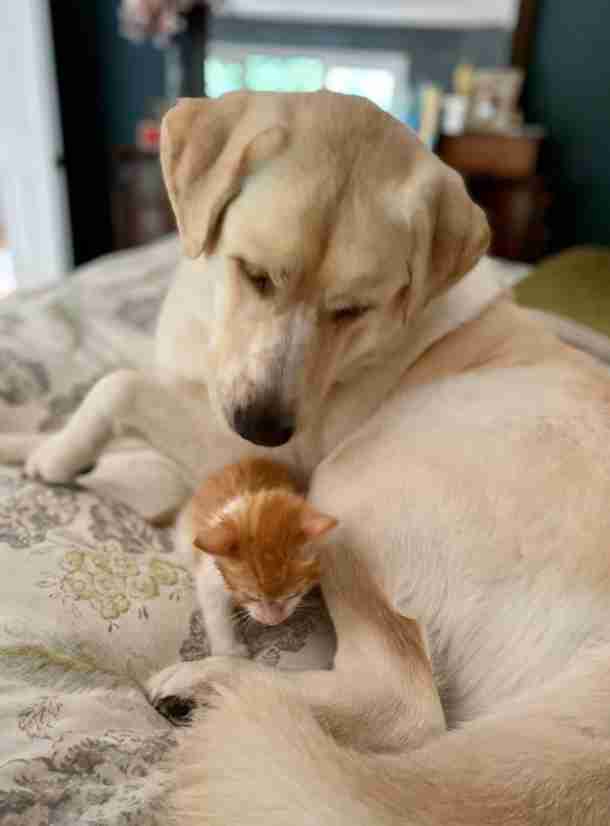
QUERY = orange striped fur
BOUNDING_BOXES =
[185,458,337,625]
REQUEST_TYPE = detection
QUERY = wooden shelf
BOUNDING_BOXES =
[111,147,176,251]
[438,131,551,262]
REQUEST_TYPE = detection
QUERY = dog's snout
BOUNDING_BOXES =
[232,403,295,447]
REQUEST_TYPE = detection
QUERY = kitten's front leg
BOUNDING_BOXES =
[196,560,249,659]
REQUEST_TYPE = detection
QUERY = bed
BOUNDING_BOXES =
[0,236,336,825]
[0,236,606,824]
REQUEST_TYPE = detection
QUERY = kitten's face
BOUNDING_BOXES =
[194,490,337,626]
[218,554,320,626]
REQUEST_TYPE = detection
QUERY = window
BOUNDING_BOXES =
[205,43,410,119]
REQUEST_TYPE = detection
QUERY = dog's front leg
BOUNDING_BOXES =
[312,544,447,752]
[23,369,178,483]
[148,546,446,752]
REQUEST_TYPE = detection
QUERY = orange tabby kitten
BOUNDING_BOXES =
[176,458,338,658]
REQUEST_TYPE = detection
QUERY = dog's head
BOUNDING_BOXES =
[161,91,489,447]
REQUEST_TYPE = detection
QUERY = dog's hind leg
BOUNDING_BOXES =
[167,643,610,826]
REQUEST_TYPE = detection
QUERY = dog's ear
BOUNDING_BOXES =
[160,95,288,258]
[399,163,490,318]
[425,168,490,302]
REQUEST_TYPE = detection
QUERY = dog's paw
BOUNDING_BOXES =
[147,661,205,706]
[148,657,256,721]
[155,694,198,727]
[25,432,91,483]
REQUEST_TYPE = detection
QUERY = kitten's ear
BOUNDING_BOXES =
[300,505,338,542]
[193,522,238,557]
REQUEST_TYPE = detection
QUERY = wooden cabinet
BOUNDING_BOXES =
[111,147,176,251]
[111,133,551,263]
[438,131,551,262]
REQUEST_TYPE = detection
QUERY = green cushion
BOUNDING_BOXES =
[514,247,610,338]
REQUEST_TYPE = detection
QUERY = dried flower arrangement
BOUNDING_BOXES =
[118,0,216,47]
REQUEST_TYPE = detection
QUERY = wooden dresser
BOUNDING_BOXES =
[111,133,551,264]
[438,130,551,262]
[111,147,175,251]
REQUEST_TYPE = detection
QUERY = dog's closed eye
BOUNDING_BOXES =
[247,272,273,297]
[331,305,373,323]
[238,259,274,297]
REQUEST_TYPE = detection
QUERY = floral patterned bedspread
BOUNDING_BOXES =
[0,237,336,825]
[2,237,602,824]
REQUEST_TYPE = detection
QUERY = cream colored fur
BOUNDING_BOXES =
[3,91,610,823]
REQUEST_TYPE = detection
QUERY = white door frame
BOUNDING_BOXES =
[0,0,72,289]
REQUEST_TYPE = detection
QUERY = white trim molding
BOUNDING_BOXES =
[0,0,72,288]
[218,0,520,30]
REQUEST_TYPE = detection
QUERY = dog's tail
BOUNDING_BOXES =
[165,671,395,826]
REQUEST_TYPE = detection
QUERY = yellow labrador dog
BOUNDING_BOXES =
[6,91,610,823]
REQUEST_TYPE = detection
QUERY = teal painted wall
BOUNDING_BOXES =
[210,17,511,94]
[55,4,510,262]
[524,0,610,249]
[91,5,510,147]
[50,0,165,263]
[93,0,165,147]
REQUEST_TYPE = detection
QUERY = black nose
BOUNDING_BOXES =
[232,404,295,447]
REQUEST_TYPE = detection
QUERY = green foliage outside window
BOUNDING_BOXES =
[205,54,397,113]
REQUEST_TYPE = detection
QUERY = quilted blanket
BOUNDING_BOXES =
[1,236,604,824]
[0,237,335,825]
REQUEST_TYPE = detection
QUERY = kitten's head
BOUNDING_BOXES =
[194,490,337,625]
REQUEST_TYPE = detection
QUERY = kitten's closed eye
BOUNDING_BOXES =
[243,590,306,626]
[242,592,302,605]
